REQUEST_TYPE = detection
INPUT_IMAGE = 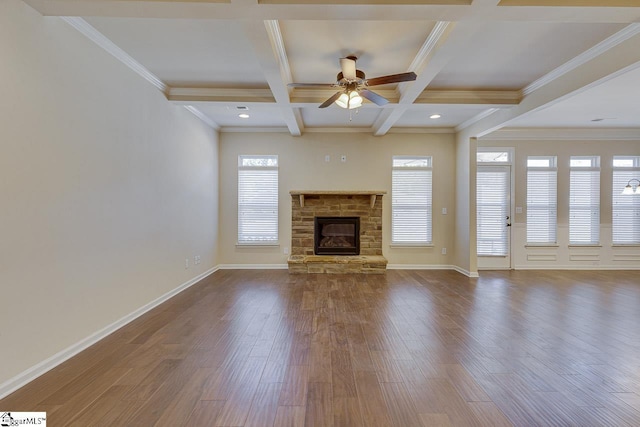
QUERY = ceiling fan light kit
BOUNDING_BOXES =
[289,55,417,110]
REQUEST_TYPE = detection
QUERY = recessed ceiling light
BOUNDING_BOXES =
[238,113,250,119]
[430,114,441,119]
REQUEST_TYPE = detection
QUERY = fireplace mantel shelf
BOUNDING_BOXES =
[290,190,386,209]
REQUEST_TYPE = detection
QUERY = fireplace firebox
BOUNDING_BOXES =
[314,217,360,255]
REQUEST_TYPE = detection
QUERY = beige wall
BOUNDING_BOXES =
[0,0,219,388]
[479,138,640,268]
[218,132,457,266]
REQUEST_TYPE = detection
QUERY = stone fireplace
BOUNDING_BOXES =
[288,191,387,273]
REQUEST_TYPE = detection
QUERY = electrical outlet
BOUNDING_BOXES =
[185,258,189,269]
[283,247,289,255]
[441,247,447,255]
[194,255,201,265]
[325,155,330,162]
[442,207,447,215]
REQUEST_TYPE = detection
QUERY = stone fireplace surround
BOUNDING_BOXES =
[288,191,388,274]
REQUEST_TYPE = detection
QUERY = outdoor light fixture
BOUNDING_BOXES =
[622,178,640,195]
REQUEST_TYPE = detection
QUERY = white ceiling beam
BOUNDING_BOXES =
[22,0,640,23]
[460,26,640,137]
[373,21,492,135]
[242,20,302,136]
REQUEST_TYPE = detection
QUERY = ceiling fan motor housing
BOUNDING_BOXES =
[337,69,366,84]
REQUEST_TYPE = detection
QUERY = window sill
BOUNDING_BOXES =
[568,244,602,248]
[390,243,434,248]
[525,244,559,248]
[612,244,640,248]
[236,242,280,248]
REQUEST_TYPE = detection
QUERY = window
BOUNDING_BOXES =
[237,155,278,244]
[569,156,600,244]
[476,151,510,163]
[612,156,640,244]
[392,156,432,245]
[527,156,557,244]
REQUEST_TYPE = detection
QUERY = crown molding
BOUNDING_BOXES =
[416,89,520,105]
[481,127,640,141]
[388,127,455,134]
[523,23,640,96]
[168,87,275,103]
[408,21,451,74]
[183,106,220,130]
[61,17,167,93]
[265,20,293,87]
[456,108,500,132]
[221,126,290,133]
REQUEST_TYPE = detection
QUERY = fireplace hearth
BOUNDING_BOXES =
[314,217,359,255]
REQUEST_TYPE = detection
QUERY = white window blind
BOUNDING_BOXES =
[391,156,432,245]
[477,167,509,256]
[569,156,600,244]
[612,156,640,244]
[526,156,557,244]
[238,155,278,244]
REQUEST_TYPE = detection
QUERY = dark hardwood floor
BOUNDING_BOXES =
[2,269,640,426]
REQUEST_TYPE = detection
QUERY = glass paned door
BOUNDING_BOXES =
[477,165,511,269]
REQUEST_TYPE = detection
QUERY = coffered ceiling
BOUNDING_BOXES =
[23,0,640,137]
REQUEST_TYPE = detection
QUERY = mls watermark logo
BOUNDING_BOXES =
[1,412,46,426]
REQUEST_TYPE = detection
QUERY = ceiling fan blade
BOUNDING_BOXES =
[365,72,417,87]
[288,83,337,88]
[319,91,343,108]
[340,57,357,81]
[359,89,389,106]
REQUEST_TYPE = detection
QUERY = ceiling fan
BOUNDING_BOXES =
[288,56,417,109]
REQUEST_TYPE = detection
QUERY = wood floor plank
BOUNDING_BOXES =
[184,400,226,427]
[2,269,640,426]
[305,382,333,427]
[354,371,393,427]
[279,364,310,406]
[332,397,363,427]
[274,405,306,427]
[214,357,267,426]
[418,413,454,427]
[245,382,283,427]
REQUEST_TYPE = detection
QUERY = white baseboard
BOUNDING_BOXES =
[387,263,452,270]
[451,265,480,278]
[386,264,480,278]
[218,264,288,270]
[0,266,218,400]
[513,265,640,270]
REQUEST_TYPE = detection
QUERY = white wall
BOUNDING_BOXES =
[0,0,219,390]
[479,138,640,269]
[218,131,457,267]
[453,131,477,276]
